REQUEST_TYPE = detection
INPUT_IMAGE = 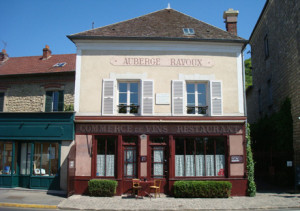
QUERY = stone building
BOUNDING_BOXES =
[247,0,300,185]
[68,7,248,196]
[0,46,76,191]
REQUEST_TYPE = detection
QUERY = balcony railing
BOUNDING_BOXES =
[187,106,208,115]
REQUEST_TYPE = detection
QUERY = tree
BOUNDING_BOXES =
[245,58,252,89]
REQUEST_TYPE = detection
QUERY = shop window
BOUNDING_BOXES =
[186,83,208,115]
[96,136,117,177]
[45,91,64,112]
[33,142,59,177]
[0,92,4,112]
[123,136,138,178]
[118,82,139,114]
[20,143,31,175]
[175,137,225,177]
[0,142,17,175]
[150,136,168,178]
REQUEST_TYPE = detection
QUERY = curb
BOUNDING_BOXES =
[0,202,58,209]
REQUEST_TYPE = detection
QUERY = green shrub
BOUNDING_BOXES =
[246,123,256,197]
[88,179,118,197]
[173,181,232,198]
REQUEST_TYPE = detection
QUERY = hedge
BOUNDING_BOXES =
[88,179,118,197]
[173,181,232,198]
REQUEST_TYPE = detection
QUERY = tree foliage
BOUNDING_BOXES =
[245,58,252,89]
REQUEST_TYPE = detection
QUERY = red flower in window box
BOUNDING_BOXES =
[218,169,224,176]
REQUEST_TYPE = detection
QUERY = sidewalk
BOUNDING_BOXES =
[0,188,300,210]
[59,192,300,210]
[0,188,66,209]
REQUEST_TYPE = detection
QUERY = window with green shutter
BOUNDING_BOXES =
[45,91,64,112]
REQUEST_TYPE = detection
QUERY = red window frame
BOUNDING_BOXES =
[174,136,226,178]
[95,136,117,178]
[123,136,138,179]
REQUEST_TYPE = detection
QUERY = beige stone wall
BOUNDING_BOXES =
[1,73,75,112]
[78,49,243,116]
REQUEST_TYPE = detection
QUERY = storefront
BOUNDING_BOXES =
[0,112,74,190]
[73,116,247,196]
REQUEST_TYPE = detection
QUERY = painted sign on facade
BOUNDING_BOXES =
[110,56,214,67]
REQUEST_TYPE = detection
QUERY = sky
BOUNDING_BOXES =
[1,0,266,59]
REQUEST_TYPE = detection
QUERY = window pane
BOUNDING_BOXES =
[0,143,13,175]
[123,136,138,144]
[187,94,195,105]
[175,138,184,177]
[216,137,225,176]
[0,93,4,112]
[130,93,138,105]
[52,92,59,112]
[97,138,105,155]
[20,143,31,175]
[50,143,59,176]
[33,143,41,175]
[107,137,116,155]
[119,83,127,92]
[150,136,167,143]
[205,138,215,176]
[124,147,136,177]
[185,138,195,176]
[195,138,204,176]
[186,84,195,93]
[198,84,206,106]
[130,83,138,93]
[119,93,127,104]
[45,91,53,112]
[97,137,105,176]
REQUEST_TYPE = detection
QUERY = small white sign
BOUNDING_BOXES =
[287,161,293,167]
[156,93,170,105]
[69,161,74,168]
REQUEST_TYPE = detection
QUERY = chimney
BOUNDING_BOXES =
[42,45,52,60]
[0,49,9,63]
[223,8,239,35]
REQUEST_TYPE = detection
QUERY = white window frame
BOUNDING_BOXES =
[117,81,140,115]
[185,82,209,116]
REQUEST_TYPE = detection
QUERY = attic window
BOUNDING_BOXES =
[53,62,66,67]
[183,28,195,35]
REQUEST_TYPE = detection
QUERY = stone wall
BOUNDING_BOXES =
[248,0,300,164]
[0,73,75,112]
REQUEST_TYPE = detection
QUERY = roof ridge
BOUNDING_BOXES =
[9,53,76,59]
[68,8,173,36]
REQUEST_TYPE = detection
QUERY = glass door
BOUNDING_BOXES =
[18,142,31,188]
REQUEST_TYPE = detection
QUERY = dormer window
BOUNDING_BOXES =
[53,62,66,67]
[183,28,195,35]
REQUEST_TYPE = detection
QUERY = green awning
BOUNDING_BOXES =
[0,112,75,140]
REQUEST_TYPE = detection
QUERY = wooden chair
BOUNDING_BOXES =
[150,179,161,198]
[132,179,142,198]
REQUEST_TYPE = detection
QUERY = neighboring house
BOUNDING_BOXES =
[0,46,76,191]
[247,0,300,185]
[68,7,248,196]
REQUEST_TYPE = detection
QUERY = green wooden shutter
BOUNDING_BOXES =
[58,91,64,111]
[45,91,53,112]
[0,93,4,112]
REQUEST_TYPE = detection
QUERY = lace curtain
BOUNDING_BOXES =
[96,155,115,176]
[124,149,136,177]
[175,154,225,177]
[153,150,164,176]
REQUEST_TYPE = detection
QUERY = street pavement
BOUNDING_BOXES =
[0,187,300,210]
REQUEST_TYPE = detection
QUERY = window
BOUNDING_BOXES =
[0,142,17,175]
[172,80,222,116]
[20,143,31,175]
[264,34,269,59]
[186,83,208,115]
[45,91,64,112]
[33,142,59,176]
[150,136,168,178]
[0,92,4,112]
[118,82,139,114]
[183,28,195,35]
[175,137,226,177]
[96,136,117,177]
[123,136,138,178]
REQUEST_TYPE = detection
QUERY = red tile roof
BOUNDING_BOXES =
[0,54,76,76]
[68,9,246,42]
